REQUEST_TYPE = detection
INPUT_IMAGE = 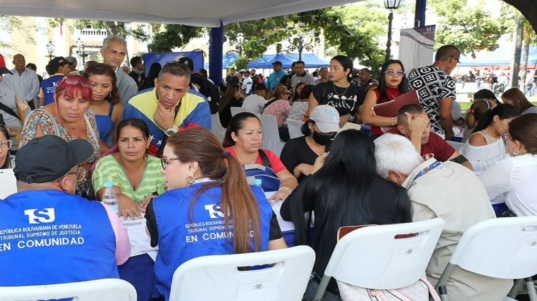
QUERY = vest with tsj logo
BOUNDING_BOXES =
[152,183,272,299]
[0,190,118,286]
[41,75,64,105]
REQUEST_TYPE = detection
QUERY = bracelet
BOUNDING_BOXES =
[278,186,293,194]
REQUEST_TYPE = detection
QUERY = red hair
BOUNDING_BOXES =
[54,75,92,102]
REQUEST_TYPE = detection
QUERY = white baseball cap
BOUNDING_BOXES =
[309,105,340,133]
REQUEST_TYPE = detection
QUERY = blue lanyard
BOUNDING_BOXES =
[412,161,442,182]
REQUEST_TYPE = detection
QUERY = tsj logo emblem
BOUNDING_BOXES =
[24,208,56,224]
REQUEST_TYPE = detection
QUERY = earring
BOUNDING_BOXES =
[186,175,195,184]
[514,149,520,156]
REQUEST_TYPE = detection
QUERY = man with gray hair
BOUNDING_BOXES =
[101,35,138,105]
[373,133,512,301]
[122,62,211,156]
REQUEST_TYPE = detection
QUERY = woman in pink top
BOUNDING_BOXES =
[262,85,292,141]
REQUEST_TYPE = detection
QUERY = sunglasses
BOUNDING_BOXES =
[385,70,405,77]
[161,156,181,170]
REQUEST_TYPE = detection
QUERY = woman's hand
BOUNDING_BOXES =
[118,195,145,220]
[138,194,154,210]
[312,152,329,174]
[268,189,291,204]
[339,113,351,128]
[294,163,314,177]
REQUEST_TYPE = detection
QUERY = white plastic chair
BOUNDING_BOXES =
[211,113,227,143]
[287,119,305,139]
[231,106,247,116]
[314,218,445,301]
[169,246,315,301]
[259,114,285,156]
[435,216,537,301]
[0,278,136,301]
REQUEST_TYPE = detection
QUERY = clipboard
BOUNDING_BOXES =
[0,169,17,199]
[372,89,419,117]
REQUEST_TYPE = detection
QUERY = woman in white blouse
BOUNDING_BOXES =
[461,104,519,172]
[479,113,537,216]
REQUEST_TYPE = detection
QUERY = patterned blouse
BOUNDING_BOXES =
[20,109,101,199]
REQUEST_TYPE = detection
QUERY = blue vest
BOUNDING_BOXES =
[41,75,64,105]
[0,190,119,286]
[152,183,272,300]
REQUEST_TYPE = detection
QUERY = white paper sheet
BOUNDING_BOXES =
[121,218,158,261]
[0,169,17,199]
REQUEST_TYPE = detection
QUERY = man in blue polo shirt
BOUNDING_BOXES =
[38,56,71,105]
[0,135,130,286]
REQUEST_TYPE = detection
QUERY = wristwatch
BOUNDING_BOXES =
[165,125,178,136]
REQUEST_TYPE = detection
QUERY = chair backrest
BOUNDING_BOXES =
[448,216,537,279]
[231,107,247,116]
[0,279,136,301]
[211,113,227,143]
[287,119,304,139]
[259,114,284,156]
[169,246,315,301]
[324,218,445,289]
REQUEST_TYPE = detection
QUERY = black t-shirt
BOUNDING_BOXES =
[313,82,366,116]
[280,136,331,183]
[146,201,282,248]
[226,75,239,85]
[219,97,243,128]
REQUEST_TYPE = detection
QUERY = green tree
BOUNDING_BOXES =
[430,0,508,57]
[0,16,36,50]
[148,24,204,53]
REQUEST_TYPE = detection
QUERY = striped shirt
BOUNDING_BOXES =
[92,154,165,202]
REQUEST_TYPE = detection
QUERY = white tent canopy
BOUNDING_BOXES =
[0,0,362,27]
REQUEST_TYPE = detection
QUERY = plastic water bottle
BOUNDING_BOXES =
[254,179,264,192]
[102,181,119,212]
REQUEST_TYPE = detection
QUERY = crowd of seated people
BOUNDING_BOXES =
[2,40,537,301]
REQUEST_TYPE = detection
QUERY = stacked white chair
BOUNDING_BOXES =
[231,107,247,116]
[211,113,227,143]
[259,114,285,156]
[287,119,305,139]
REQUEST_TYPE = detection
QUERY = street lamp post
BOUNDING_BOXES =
[287,30,316,61]
[236,31,244,56]
[75,37,88,65]
[46,41,55,61]
[384,0,401,61]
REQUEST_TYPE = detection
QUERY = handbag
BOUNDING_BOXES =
[336,276,441,301]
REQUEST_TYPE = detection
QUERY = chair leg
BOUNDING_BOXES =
[313,276,331,301]
[526,277,537,301]
[438,285,449,301]
[509,279,525,298]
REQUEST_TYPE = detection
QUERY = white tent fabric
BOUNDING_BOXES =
[0,0,362,27]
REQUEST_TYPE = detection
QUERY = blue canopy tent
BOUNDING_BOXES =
[248,53,329,69]
[460,46,537,67]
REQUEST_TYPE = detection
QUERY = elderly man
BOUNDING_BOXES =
[408,45,460,139]
[373,133,512,301]
[0,54,29,131]
[10,54,39,110]
[122,62,211,157]
[387,104,472,170]
[101,35,138,105]
[0,135,130,286]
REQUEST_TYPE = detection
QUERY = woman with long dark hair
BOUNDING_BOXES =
[139,62,162,91]
[84,63,123,148]
[362,59,409,139]
[145,127,286,300]
[461,104,519,171]
[281,129,412,300]
[218,83,244,128]
[0,125,12,169]
[462,90,500,143]
[308,55,366,127]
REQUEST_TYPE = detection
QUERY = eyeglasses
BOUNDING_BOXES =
[451,56,460,64]
[501,133,511,141]
[161,156,181,170]
[385,70,405,77]
[0,140,12,150]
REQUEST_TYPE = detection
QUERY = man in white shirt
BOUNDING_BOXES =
[290,60,315,91]
[10,54,39,110]
[100,35,138,106]
[241,70,253,95]
[374,133,512,301]
[242,83,268,114]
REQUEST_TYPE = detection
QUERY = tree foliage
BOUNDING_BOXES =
[0,16,36,50]
[148,24,204,53]
[430,0,508,58]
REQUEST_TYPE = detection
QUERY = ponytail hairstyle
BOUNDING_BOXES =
[166,127,262,253]
[466,99,491,129]
[473,103,520,133]
[331,55,353,83]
